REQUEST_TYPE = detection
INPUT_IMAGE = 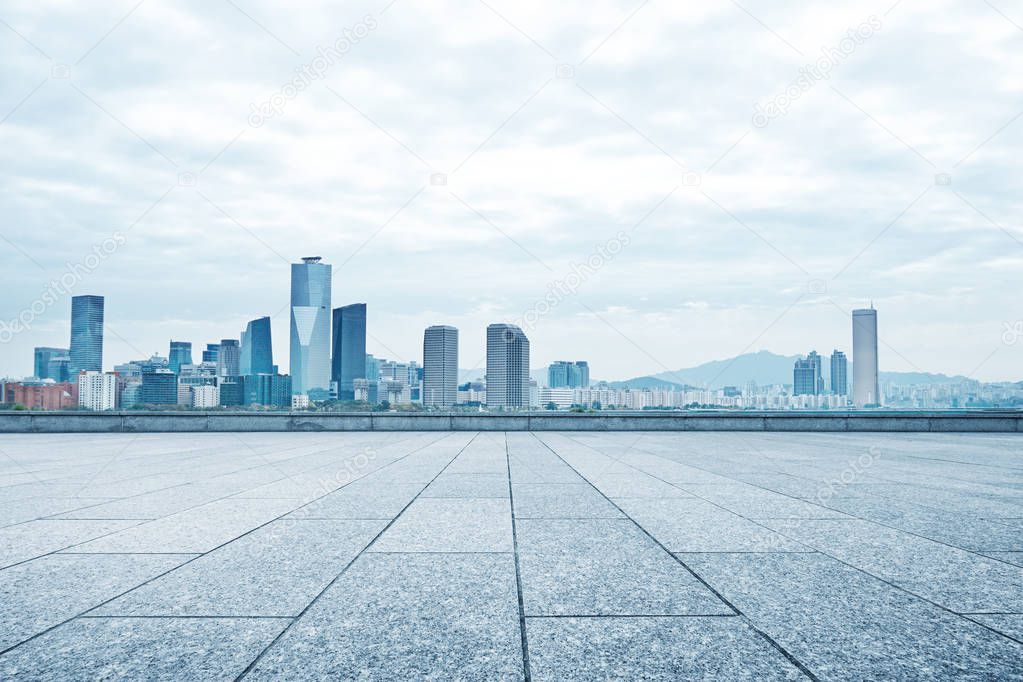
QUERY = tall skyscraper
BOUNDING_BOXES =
[423,325,458,408]
[240,317,273,376]
[69,295,104,376]
[331,303,367,400]
[486,324,530,409]
[202,343,220,363]
[290,257,332,395]
[830,350,848,397]
[852,306,879,407]
[217,339,240,377]
[169,341,192,373]
[793,351,823,396]
[34,347,69,380]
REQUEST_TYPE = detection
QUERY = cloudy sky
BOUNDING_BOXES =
[1,0,1021,382]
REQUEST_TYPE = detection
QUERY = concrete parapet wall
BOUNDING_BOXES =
[0,411,1020,433]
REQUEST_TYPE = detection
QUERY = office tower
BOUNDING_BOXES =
[240,317,273,376]
[365,354,382,382]
[78,371,117,410]
[34,347,70,382]
[246,373,292,407]
[69,295,104,376]
[793,351,823,396]
[168,341,192,374]
[217,339,240,377]
[548,360,590,388]
[830,350,848,397]
[331,304,367,400]
[290,257,332,395]
[140,369,177,405]
[202,343,220,363]
[486,324,530,409]
[119,377,142,408]
[219,377,245,406]
[852,307,879,407]
[548,362,569,388]
[572,361,590,388]
[423,325,458,408]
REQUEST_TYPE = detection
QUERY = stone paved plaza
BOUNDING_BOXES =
[0,431,1021,680]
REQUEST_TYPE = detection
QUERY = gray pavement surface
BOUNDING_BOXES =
[0,431,1020,680]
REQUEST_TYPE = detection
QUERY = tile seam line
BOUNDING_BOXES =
[536,432,821,682]
[234,431,481,681]
[0,431,458,657]
[557,434,1023,646]
[505,432,533,682]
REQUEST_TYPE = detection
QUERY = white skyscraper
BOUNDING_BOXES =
[486,324,530,409]
[290,257,332,396]
[423,325,458,408]
[852,306,879,407]
[78,371,117,411]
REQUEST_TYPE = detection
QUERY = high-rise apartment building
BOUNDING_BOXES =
[793,351,823,396]
[548,360,590,388]
[423,325,458,408]
[852,307,879,407]
[78,371,117,410]
[169,341,192,373]
[217,339,241,377]
[331,304,366,400]
[69,295,104,376]
[486,324,530,409]
[290,257,332,395]
[240,317,273,376]
[830,350,848,397]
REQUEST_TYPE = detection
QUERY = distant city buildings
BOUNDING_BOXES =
[34,347,70,382]
[69,295,103,376]
[830,350,848,396]
[852,307,879,407]
[290,257,332,396]
[202,343,220,363]
[3,381,77,410]
[168,341,192,373]
[217,339,241,377]
[78,371,117,411]
[548,360,590,388]
[240,317,273,376]
[140,369,177,406]
[331,304,367,401]
[793,351,823,396]
[486,324,530,409]
[423,325,458,408]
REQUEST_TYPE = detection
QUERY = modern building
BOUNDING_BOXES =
[423,325,458,408]
[240,317,273,376]
[331,304,367,400]
[548,360,590,388]
[290,257,332,395]
[365,354,381,382]
[486,324,530,409]
[3,382,77,410]
[246,373,292,408]
[830,350,848,397]
[217,339,241,377]
[218,377,245,407]
[34,347,69,381]
[540,387,574,409]
[169,341,192,373]
[202,343,220,363]
[69,295,104,376]
[119,376,142,408]
[291,394,310,409]
[140,370,177,406]
[191,385,219,408]
[78,371,117,411]
[852,307,879,407]
[793,351,823,396]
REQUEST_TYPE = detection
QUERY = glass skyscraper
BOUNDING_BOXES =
[169,341,192,373]
[240,317,273,376]
[852,307,879,407]
[290,257,332,396]
[548,360,589,388]
[793,351,823,396]
[202,343,219,363]
[34,347,69,381]
[331,304,366,400]
[423,325,458,408]
[69,295,104,376]
[217,339,241,377]
[486,324,530,409]
[830,350,848,397]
